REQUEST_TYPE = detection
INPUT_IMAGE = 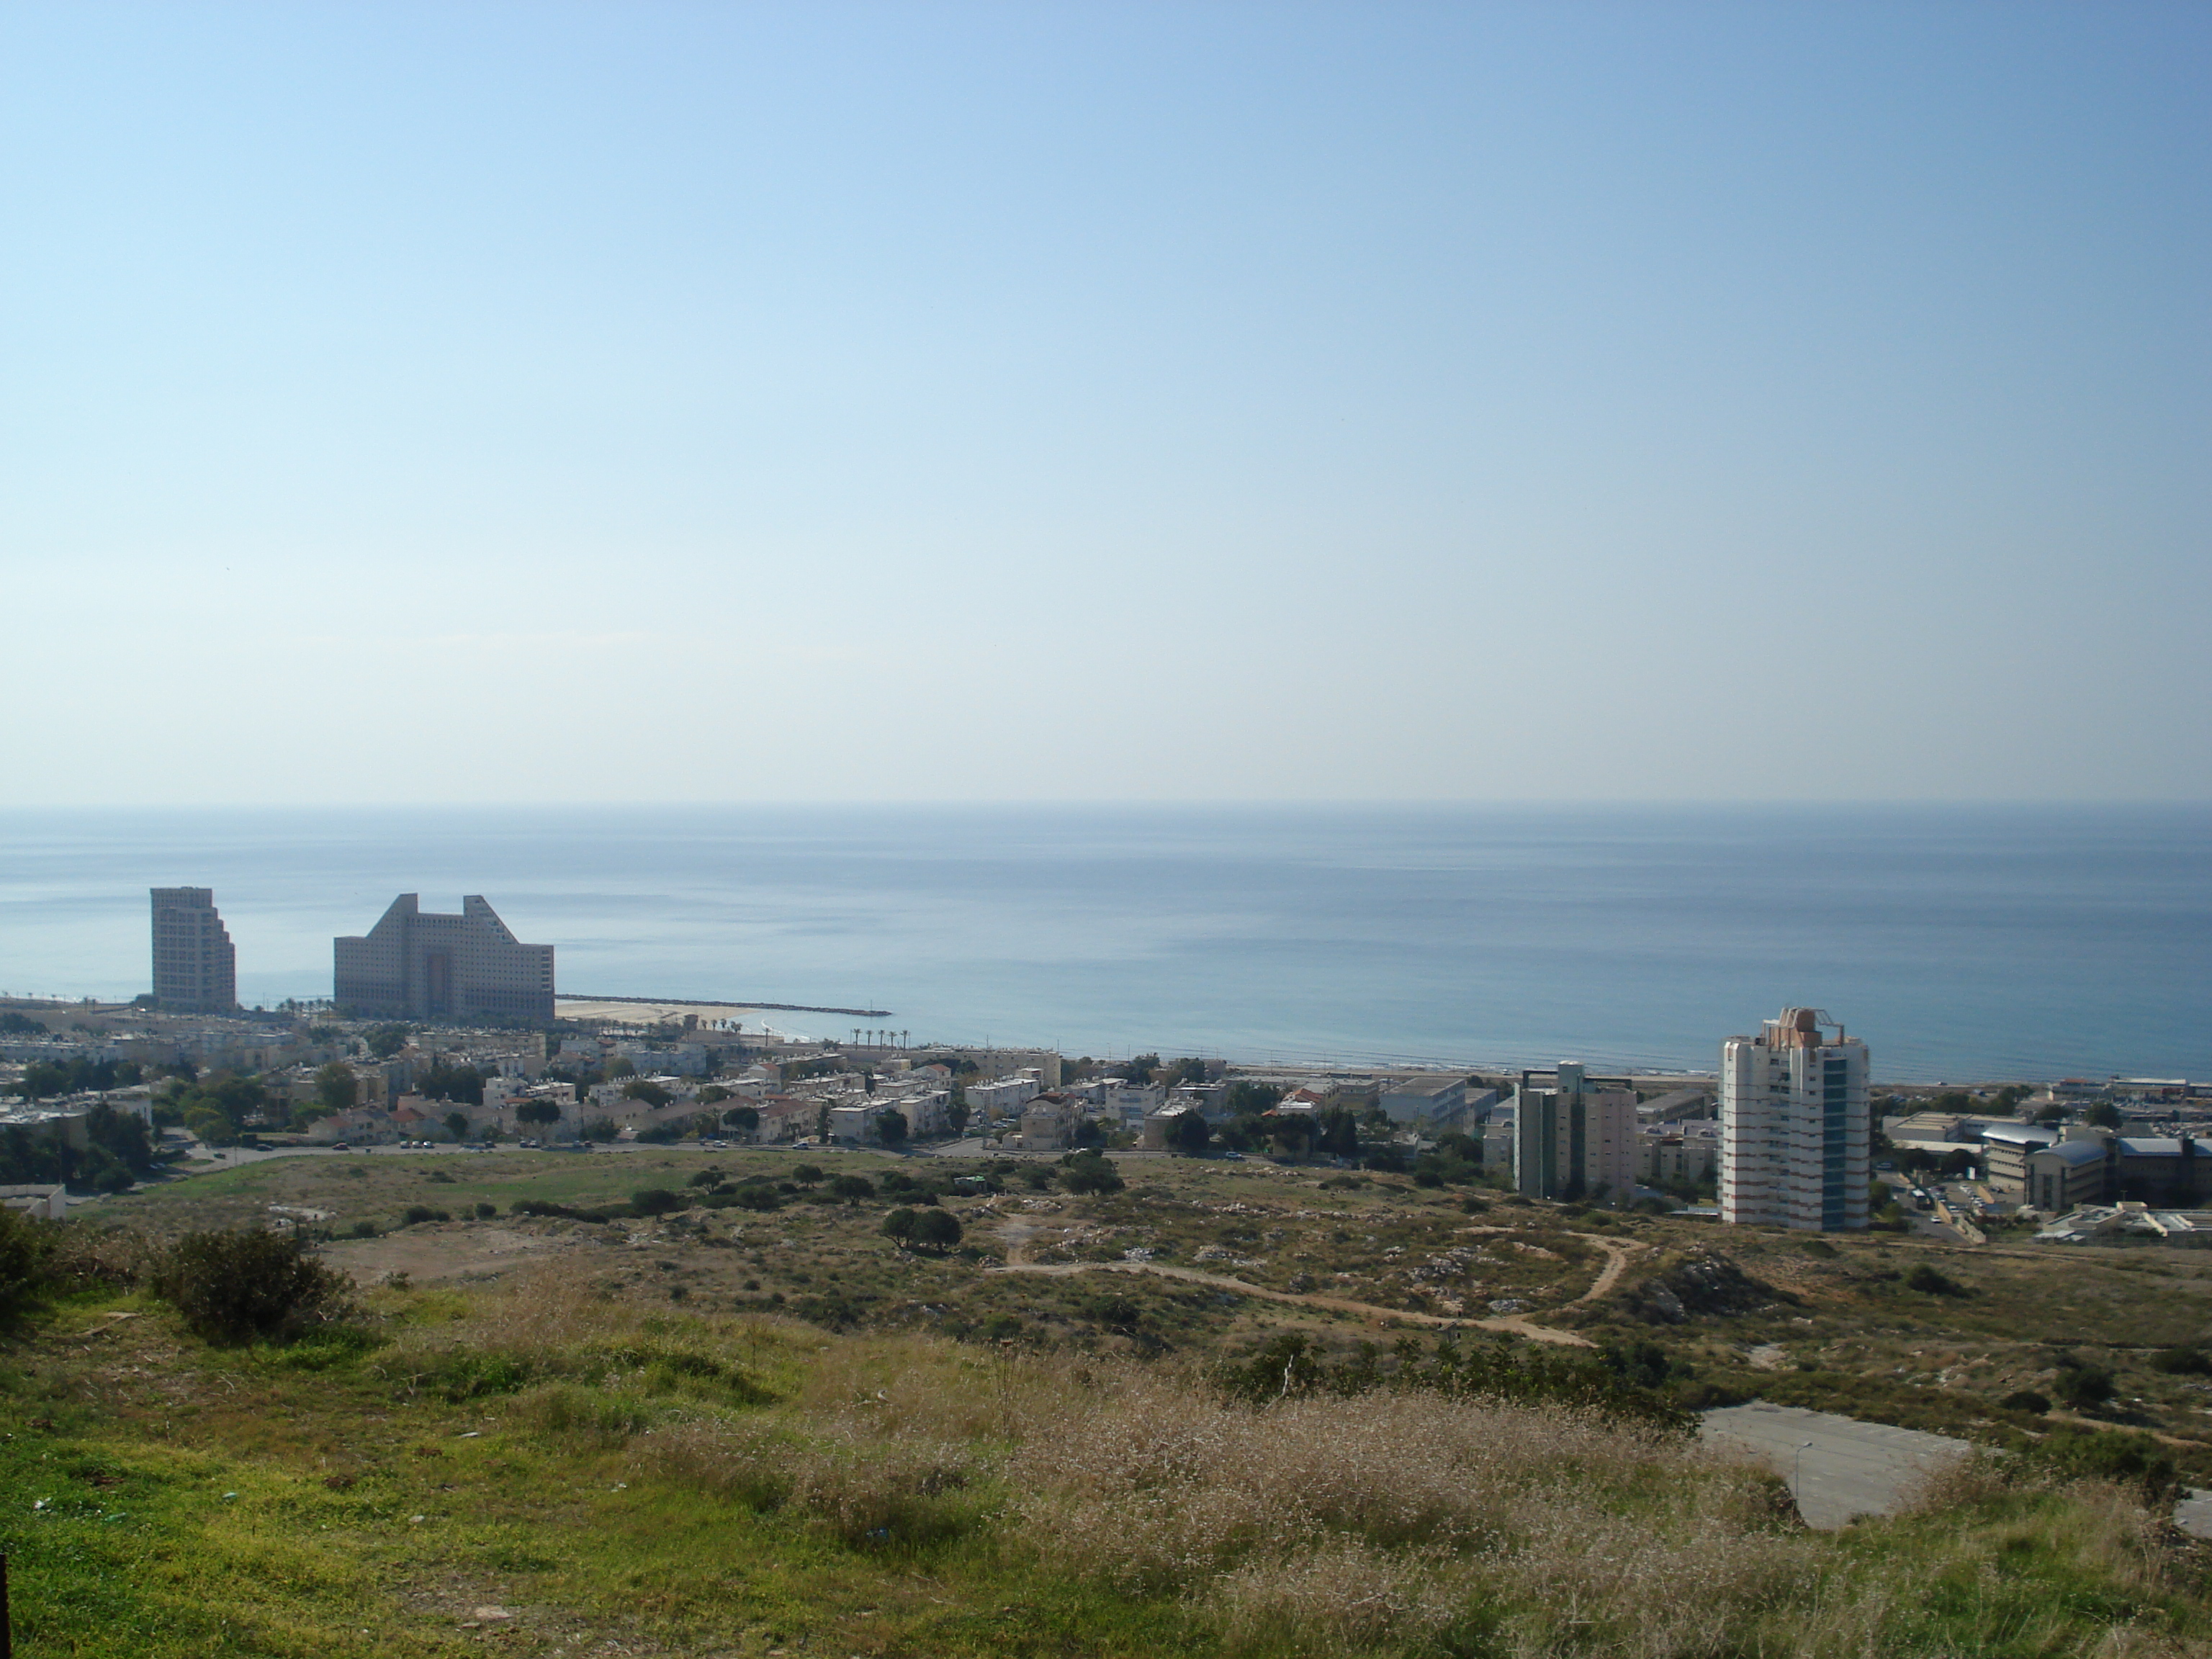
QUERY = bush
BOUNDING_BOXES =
[400,1205,449,1226]
[1058,1152,1125,1196]
[1902,1263,1967,1296]
[153,1228,355,1345]
[474,1202,498,1219]
[825,1175,876,1203]
[2051,1361,2117,1411]
[631,1188,684,1216]
[2028,1424,2179,1501]
[2000,1389,2051,1414]
[2150,1346,2212,1377]
[0,1206,55,1319]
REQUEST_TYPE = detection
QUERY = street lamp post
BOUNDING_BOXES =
[1791,1439,1815,1510]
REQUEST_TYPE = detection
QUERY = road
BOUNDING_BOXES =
[1700,1402,1969,1529]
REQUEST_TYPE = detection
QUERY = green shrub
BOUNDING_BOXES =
[825,1175,875,1203]
[631,1188,683,1216]
[2000,1389,2051,1414]
[152,1228,355,1345]
[0,1206,55,1319]
[474,1202,497,1219]
[1215,1330,1691,1432]
[2051,1358,2117,1411]
[2150,1346,2212,1376]
[1057,1151,1125,1195]
[1902,1263,1967,1296]
[2028,1424,2180,1501]
[400,1205,449,1226]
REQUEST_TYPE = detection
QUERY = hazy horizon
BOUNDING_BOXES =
[4,2,2206,806]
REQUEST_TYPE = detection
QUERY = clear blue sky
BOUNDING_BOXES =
[4,1,2205,803]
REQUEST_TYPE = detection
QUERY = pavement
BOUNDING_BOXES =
[2177,1489,2212,1541]
[1701,1402,1970,1529]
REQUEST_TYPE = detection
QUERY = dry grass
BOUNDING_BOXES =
[318,1261,2208,1658]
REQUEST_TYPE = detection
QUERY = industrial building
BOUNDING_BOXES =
[1719,1007,1870,1232]
[150,887,236,1013]
[333,894,555,1023]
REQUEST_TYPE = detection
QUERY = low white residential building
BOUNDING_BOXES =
[1102,1081,1166,1127]
[0,1184,66,1220]
[966,1076,1040,1122]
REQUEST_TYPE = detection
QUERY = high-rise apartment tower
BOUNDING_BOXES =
[1719,1007,1869,1231]
[333,894,554,1023]
[149,887,237,1012]
[1512,1062,1639,1201]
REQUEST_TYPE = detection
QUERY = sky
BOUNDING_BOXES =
[3,1,2206,805]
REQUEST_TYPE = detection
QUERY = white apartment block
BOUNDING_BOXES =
[1719,1007,1869,1231]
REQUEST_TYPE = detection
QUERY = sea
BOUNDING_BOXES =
[0,804,2205,1084]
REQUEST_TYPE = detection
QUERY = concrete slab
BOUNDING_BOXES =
[2177,1489,2212,1541]
[1701,1402,1970,1529]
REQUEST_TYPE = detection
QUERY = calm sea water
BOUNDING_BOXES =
[0,805,2204,1082]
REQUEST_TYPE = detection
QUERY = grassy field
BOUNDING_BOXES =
[5,1147,2212,1655]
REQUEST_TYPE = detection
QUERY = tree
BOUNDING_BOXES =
[2085,1102,2123,1129]
[721,1105,760,1136]
[621,1078,673,1109]
[418,1060,485,1106]
[1226,1081,1282,1117]
[827,1174,876,1203]
[314,1062,359,1115]
[945,1088,971,1135]
[581,1117,619,1142]
[516,1099,562,1130]
[1318,1107,1362,1159]
[443,1110,468,1141]
[875,1109,908,1147]
[912,1208,962,1251]
[699,1084,731,1105]
[364,1024,412,1060]
[882,1207,920,1247]
[1058,1151,1125,1195]
[1172,1110,1212,1156]
[631,1188,683,1216]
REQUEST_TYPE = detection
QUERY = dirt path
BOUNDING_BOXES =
[986,1258,1598,1348]
[986,1218,1654,1350]
[1571,1235,1645,1305]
